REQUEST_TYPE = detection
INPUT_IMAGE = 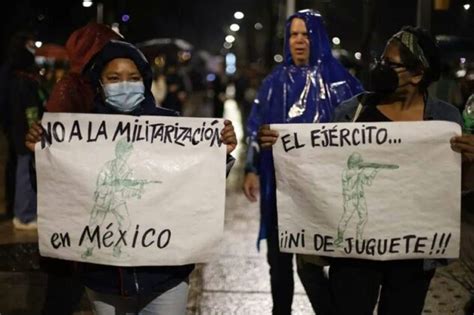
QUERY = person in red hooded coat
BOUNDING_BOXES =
[46,22,122,113]
[40,22,122,315]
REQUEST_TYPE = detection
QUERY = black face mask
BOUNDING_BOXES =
[367,62,399,95]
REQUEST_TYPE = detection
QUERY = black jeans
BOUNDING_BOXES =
[329,258,435,315]
[41,258,84,315]
[267,226,331,315]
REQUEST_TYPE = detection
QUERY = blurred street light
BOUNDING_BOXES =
[254,22,263,30]
[332,37,341,45]
[206,73,216,82]
[226,53,236,64]
[225,35,236,43]
[354,52,362,60]
[230,24,240,32]
[456,69,467,78]
[82,0,93,8]
[226,52,236,75]
[122,14,130,22]
[234,11,244,19]
[464,3,471,10]
[35,41,43,48]
[274,54,283,63]
[223,42,232,49]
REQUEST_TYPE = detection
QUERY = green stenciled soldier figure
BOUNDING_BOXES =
[334,152,399,247]
[82,138,160,258]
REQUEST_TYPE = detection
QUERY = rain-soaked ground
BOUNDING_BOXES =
[0,100,472,314]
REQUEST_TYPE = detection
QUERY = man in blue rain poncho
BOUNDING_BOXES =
[242,9,363,315]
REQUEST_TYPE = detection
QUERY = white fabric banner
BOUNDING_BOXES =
[36,113,226,266]
[272,121,461,260]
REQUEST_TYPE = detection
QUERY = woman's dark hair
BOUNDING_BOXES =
[391,26,441,91]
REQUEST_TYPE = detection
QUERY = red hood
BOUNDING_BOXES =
[65,22,122,73]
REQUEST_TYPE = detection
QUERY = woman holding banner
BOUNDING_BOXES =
[258,25,474,314]
[26,40,237,314]
[330,25,474,315]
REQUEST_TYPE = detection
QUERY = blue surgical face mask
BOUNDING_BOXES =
[102,81,145,113]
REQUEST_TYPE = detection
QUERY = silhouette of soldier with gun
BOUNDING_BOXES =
[82,138,160,258]
[334,152,399,247]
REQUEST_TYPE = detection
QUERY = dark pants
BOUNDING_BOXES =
[41,258,84,315]
[297,256,332,315]
[4,141,16,217]
[267,226,331,315]
[330,258,435,315]
[13,153,36,222]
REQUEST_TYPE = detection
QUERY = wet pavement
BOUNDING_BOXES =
[0,101,473,314]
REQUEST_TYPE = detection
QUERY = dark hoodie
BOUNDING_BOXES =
[87,40,176,117]
[6,33,44,155]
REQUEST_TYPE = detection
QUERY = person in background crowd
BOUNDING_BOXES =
[46,22,122,113]
[4,31,45,230]
[161,64,188,115]
[428,62,463,110]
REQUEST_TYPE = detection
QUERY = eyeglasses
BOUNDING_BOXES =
[379,59,407,69]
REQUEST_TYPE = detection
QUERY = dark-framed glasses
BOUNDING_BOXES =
[379,59,407,69]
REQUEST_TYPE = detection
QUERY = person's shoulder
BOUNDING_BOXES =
[256,65,285,92]
[262,65,285,80]
[430,97,459,113]
[12,71,37,85]
[48,73,84,94]
[427,96,462,125]
[333,93,363,122]
[46,73,94,113]
[147,106,180,117]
